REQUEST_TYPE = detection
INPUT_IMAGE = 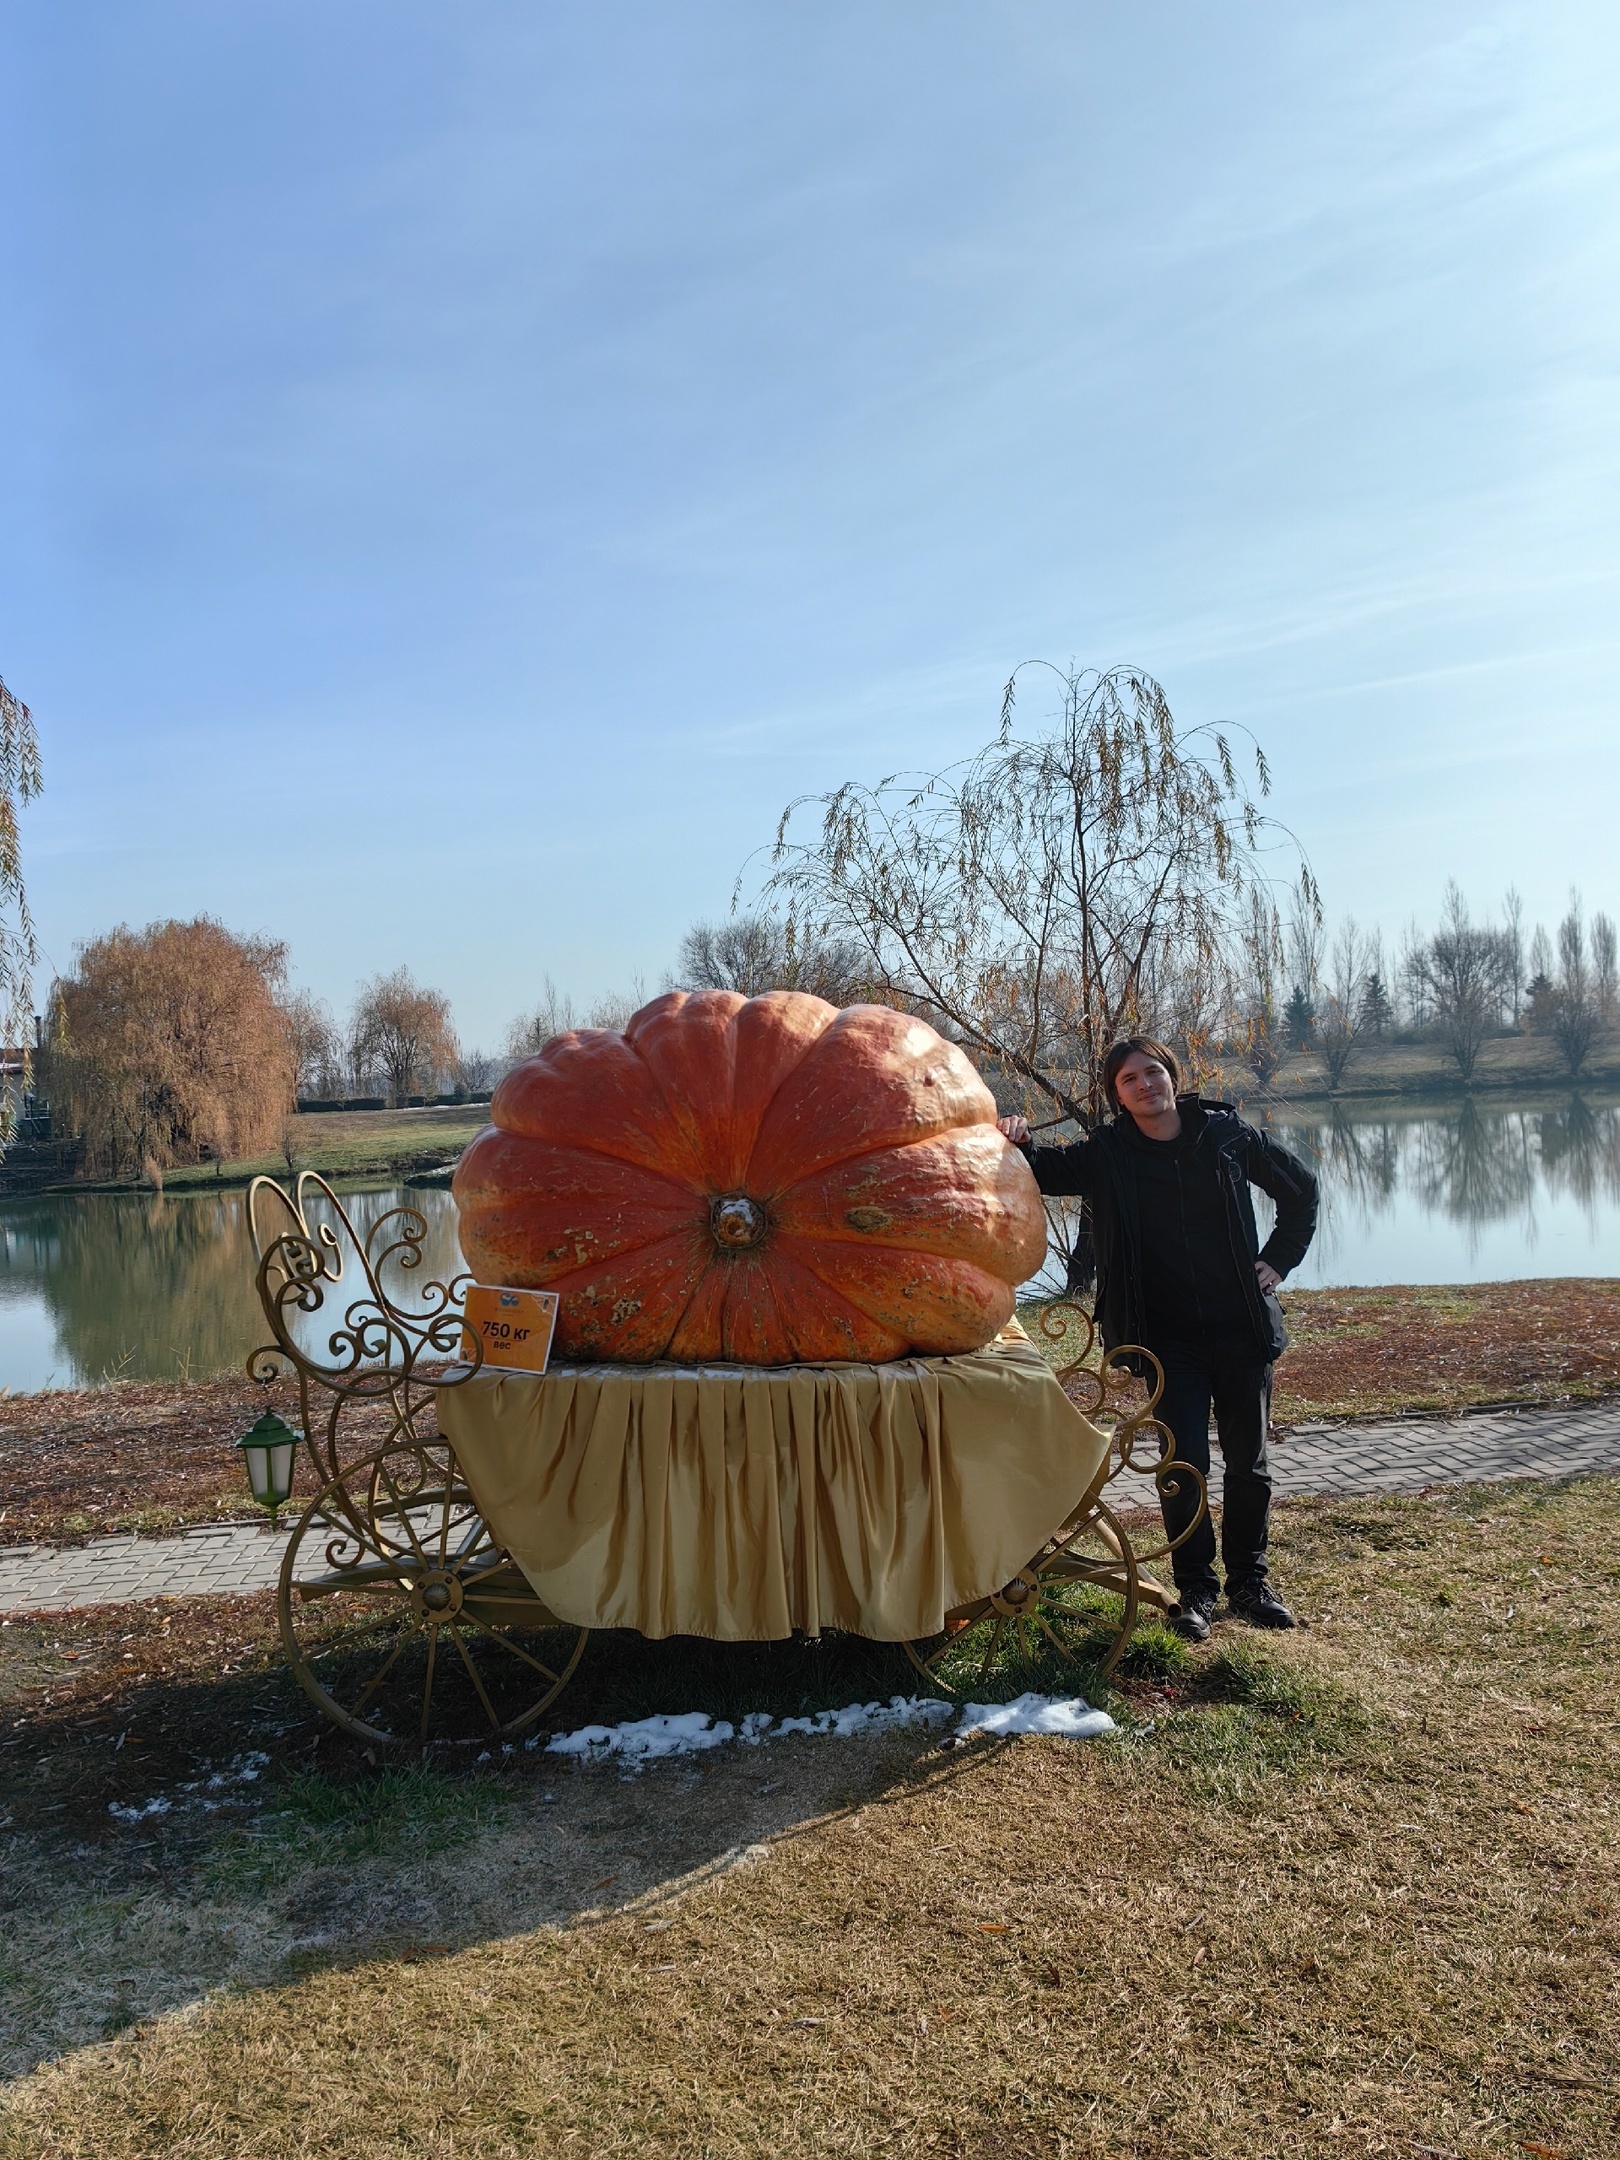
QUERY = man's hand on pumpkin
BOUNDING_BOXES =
[997,1115,1031,1145]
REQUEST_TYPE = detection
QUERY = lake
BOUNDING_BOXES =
[3,1089,1618,1393]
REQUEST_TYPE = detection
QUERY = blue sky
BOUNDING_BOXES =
[3,2,1617,1049]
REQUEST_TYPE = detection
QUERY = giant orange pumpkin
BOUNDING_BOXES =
[453,990,1047,1365]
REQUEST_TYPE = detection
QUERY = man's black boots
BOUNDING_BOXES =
[1227,1580,1296,1629]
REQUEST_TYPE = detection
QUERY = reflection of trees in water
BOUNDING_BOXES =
[1257,1110,1405,1273]
[1410,1102,1537,1248]
[1275,1112,1403,1225]
[1536,1097,1620,1214]
[3,1187,465,1386]
[1256,1096,1620,1265]
[13,1192,265,1383]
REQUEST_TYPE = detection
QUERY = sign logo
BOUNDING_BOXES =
[459,1284,560,1375]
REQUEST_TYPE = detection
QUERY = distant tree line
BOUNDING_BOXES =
[1238,882,1617,1092]
[285,969,462,1105]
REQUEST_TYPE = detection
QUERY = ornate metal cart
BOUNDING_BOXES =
[247,1173,1204,1748]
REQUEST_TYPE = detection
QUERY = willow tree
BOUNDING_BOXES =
[0,676,43,1118]
[766,664,1311,1130]
[45,919,295,1175]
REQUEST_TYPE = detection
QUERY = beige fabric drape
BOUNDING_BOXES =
[435,1325,1109,1641]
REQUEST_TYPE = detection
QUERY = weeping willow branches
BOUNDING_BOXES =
[0,674,42,1147]
[0,676,41,1055]
[765,664,1314,1127]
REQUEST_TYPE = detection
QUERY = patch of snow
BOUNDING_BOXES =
[542,1691,1114,1764]
[108,1795,173,1823]
[955,1693,1116,1740]
[109,1751,272,1824]
[547,1711,740,1762]
[182,1751,270,1795]
[771,1697,953,1741]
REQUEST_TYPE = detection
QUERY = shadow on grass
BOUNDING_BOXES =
[0,1579,1386,2084]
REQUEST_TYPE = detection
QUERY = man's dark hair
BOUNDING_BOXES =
[1101,1035,1182,1113]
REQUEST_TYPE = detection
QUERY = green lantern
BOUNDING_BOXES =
[235,1410,299,1528]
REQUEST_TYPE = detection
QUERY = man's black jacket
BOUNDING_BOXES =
[1019,1096,1318,1362]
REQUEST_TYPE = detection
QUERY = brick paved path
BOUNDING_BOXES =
[0,1519,287,1615]
[1,1398,1617,1616]
[1108,1395,1620,1513]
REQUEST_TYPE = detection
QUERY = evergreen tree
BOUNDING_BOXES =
[1358,970,1391,1037]
[1284,984,1314,1051]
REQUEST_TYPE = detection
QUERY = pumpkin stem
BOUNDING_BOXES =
[710,1194,769,1252]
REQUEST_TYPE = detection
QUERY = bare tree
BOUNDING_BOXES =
[1557,893,1588,1003]
[44,918,294,1174]
[1285,892,1324,1008]
[1234,886,1289,1086]
[1549,893,1599,1078]
[1501,886,1525,1025]
[581,982,645,1033]
[1415,884,1508,1085]
[505,975,646,1061]
[676,913,873,1004]
[1593,911,1618,1026]
[506,978,579,1063]
[280,989,340,1101]
[1398,919,1432,1032]
[455,1048,499,1095]
[349,969,458,1105]
[766,665,1309,1127]
[1314,919,1367,1092]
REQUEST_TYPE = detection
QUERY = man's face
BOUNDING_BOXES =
[1113,1052,1176,1119]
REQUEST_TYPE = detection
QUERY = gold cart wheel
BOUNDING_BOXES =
[903,1498,1153,1695]
[277,1441,589,1748]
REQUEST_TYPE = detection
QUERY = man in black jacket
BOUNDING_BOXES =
[998,1035,1318,1641]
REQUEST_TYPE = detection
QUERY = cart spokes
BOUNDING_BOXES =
[278,1442,589,1747]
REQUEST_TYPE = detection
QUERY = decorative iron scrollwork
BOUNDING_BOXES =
[244,1175,588,1747]
[246,1172,483,1488]
[1034,1296,1209,1570]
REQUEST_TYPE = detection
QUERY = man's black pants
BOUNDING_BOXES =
[1148,1340,1274,1603]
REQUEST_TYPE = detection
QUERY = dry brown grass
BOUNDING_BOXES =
[1276,1280,1620,1420]
[1025,1280,1620,1427]
[0,1374,326,1545]
[2,1475,1615,2158]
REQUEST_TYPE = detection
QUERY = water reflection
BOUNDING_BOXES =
[1258,1091,1620,1282]
[0,1186,465,1392]
[1537,1095,1620,1210]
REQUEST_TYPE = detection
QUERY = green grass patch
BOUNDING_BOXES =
[1138,1636,1375,1800]
[211,1763,510,1895]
